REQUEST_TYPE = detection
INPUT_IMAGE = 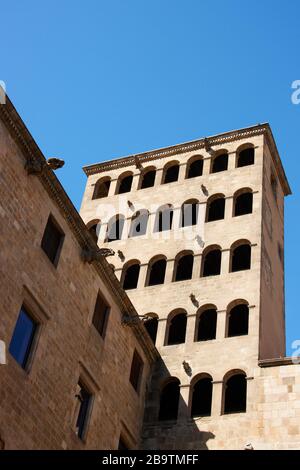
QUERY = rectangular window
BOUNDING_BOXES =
[9,306,38,369]
[129,350,144,393]
[92,293,110,337]
[75,381,92,440]
[41,215,64,266]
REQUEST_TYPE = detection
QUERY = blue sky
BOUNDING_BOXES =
[1,0,299,354]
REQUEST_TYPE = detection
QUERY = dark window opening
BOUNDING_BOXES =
[227,304,249,337]
[155,207,173,232]
[207,198,225,222]
[202,250,221,276]
[175,254,194,281]
[75,381,92,440]
[158,379,180,421]
[224,374,247,414]
[181,202,199,227]
[148,259,166,286]
[123,264,140,290]
[106,217,125,242]
[92,293,110,337]
[129,211,148,237]
[117,175,133,194]
[197,309,217,341]
[129,350,144,392]
[234,193,253,216]
[237,148,254,167]
[231,244,251,272]
[141,170,156,189]
[88,223,100,243]
[93,179,110,199]
[41,215,64,266]
[163,164,179,184]
[9,306,37,369]
[191,377,212,417]
[144,317,158,344]
[167,313,187,345]
[187,159,203,178]
[211,154,228,173]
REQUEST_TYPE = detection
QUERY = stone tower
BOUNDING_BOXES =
[80,124,293,449]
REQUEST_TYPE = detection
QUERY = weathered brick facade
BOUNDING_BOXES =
[0,96,158,450]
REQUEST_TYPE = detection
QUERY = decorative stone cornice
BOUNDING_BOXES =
[0,96,159,364]
[83,123,291,196]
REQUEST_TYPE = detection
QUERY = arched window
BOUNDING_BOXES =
[106,215,125,242]
[166,310,187,345]
[87,219,101,244]
[211,151,228,173]
[196,306,217,341]
[230,241,251,272]
[147,256,167,286]
[201,246,222,277]
[129,210,149,237]
[162,161,179,184]
[186,156,203,179]
[227,302,249,337]
[191,374,213,417]
[236,145,255,167]
[233,189,253,217]
[144,314,158,344]
[206,194,225,222]
[122,261,140,290]
[116,172,133,194]
[223,371,247,414]
[174,252,194,281]
[154,204,173,232]
[140,167,156,189]
[158,378,180,421]
[180,199,199,227]
[92,177,111,199]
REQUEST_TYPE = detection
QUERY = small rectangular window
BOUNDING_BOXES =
[129,350,144,393]
[75,381,92,440]
[9,306,38,369]
[41,215,64,266]
[92,293,110,337]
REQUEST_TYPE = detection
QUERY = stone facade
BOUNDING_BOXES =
[0,96,158,450]
[80,123,300,450]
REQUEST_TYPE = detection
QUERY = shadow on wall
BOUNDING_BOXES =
[142,358,215,450]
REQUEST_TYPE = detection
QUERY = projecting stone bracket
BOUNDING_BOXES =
[121,314,149,326]
[81,248,115,263]
[25,157,65,175]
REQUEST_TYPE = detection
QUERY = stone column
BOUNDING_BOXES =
[185,314,197,344]
[164,259,175,284]
[202,157,211,175]
[224,196,233,220]
[192,254,202,280]
[216,309,226,340]
[131,172,140,192]
[211,380,223,417]
[156,168,164,186]
[178,384,190,421]
[245,376,255,413]
[156,318,167,348]
[137,264,148,289]
[108,178,118,196]
[178,163,187,182]
[227,151,236,171]
[221,249,230,275]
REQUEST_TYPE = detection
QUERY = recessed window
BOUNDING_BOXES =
[116,173,133,194]
[186,157,203,178]
[174,253,194,281]
[166,311,187,345]
[202,247,222,277]
[75,381,92,440]
[147,258,166,286]
[122,262,140,290]
[154,205,173,232]
[41,215,64,266]
[106,215,125,242]
[159,379,180,421]
[196,308,217,341]
[92,292,110,338]
[163,163,179,184]
[223,372,247,414]
[9,306,38,369]
[206,195,225,222]
[140,168,156,189]
[129,350,144,393]
[234,191,253,217]
[191,376,213,417]
[129,210,149,237]
[237,147,254,167]
[231,243,251,272]
[144,315,158,344]
[180,200,199,227]
[211,153,228,173]
[227,303,249,337]
[93,178,111,199]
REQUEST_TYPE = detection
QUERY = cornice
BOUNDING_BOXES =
[258,357,297,368]
[83,124,291,196]
[0,95,159,364]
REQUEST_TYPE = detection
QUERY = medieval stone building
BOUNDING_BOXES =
[1,92,300,450]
